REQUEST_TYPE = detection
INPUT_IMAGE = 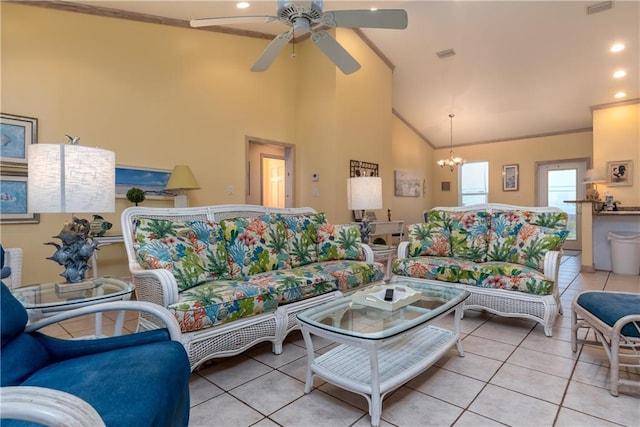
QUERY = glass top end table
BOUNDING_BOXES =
[12,277,134,324]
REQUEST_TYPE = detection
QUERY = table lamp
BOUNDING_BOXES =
[347,176,382,244]
[166,165,200,208]
[583,168,606,201]
[28,141,115,283]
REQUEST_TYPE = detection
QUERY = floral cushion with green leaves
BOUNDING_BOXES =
[407,222,451,257]
[317,224,364,262]
[133,218,230,292]
[447,211,491,262]
[168,280,278,333]
[515,224,569,271]
[275,213,327,268]
[295,260,384,292]
[487,210,568,270]
[221,215,290,278]
[244,268,336,304]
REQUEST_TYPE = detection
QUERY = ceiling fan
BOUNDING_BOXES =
[190,0,408,74]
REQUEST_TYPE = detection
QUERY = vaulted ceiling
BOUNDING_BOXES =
[33,1,640,147]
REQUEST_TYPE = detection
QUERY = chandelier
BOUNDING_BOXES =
[437,113,465,172]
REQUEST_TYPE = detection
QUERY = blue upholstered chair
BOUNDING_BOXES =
[571,291,640,396]
[0,282,191,426]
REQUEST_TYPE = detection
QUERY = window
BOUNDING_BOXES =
[460,161,488,206]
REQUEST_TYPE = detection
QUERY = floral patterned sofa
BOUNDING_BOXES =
[392,204,568,336]
[121,204,384,369]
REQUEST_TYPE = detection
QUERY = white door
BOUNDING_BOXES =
[537,160,587,251]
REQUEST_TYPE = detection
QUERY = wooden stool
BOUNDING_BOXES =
[571,291,640,396]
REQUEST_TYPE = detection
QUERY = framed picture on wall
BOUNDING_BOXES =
[0,173,40,224]
[502,164,519,191]
[0,113,38,166]
[115,165,173,199]
[606,160,633,186]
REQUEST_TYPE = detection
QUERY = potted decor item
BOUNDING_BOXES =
[126,187,146,206]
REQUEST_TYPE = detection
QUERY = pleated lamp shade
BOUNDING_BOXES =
[347,177,383,210]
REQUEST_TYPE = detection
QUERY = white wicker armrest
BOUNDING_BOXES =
[24,300,182,341]
[3,247,23,289]
[1,386,105,427]
[129,264,180,307]
[397,241,410,259]
[543,250,562,285]
[360,243,374,262]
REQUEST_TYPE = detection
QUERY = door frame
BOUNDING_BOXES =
[260,153,285,207]
[535,157,590,251]
[246,136,295,208]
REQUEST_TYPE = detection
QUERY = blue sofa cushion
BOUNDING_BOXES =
[0,244,11,279]
[21,340,190,427]
[1,282,28,347]
[1,333,51,387]
[576,291,640,338]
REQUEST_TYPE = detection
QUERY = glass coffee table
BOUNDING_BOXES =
[296,280,469,427]
[12,277,134,331]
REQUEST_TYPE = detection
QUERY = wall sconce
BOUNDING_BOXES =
[165,165,200,208]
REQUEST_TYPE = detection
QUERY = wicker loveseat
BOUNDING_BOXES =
[392,204,568,336]
[121,204,384,369]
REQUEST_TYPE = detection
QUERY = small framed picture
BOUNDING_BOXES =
[502,164,519,191]
[606,160,633,187]
[0,173,40,224]
[0,113,38,166]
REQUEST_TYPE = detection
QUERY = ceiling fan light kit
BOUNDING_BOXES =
[190,0,408,74]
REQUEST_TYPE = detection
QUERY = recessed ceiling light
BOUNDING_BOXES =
[613,70,626,78]
[236,2,250,9]
[610,43,625,52]
[614,92,626,99]
[370,8,378,11]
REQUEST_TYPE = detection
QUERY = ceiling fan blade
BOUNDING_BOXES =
[190,15,277,28]
[251,31,294,72]
[311,30,361,75]
[322,9,408,29]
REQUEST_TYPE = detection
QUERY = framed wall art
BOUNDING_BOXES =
[0,173,40,224]
[0,113,38,166]
[350,160,379,177]
[115,165,173,198]
[394,170,420,197]
[502,164,519,191]
[606,160,633,186]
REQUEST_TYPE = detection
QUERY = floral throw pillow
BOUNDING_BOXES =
[516,224,569,271]
[317,224,364,262]
[133,218,230,292]
[276,213,327,268]
[221,215,290,277]
[407,223,451,257]
[448,211,490,262]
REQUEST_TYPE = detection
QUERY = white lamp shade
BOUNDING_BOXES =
[28,144,115,213]
[166,165,200,191]
[583,168,606,184]
[347,177,383,210]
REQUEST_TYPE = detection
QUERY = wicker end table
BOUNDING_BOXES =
[296,281,469,427]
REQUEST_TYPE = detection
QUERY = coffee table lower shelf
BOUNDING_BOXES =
[302,325,461,426]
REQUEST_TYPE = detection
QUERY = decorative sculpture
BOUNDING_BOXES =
[45,217,98,283]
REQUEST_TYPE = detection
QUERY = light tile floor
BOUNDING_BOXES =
[49,254,640,426]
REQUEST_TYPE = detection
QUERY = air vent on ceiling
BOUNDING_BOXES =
[436,48,456,59]
[587,1,613,15]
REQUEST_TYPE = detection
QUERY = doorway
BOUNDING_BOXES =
[262,155,285,208]
[246,137,295,208]
[536,159,588,251]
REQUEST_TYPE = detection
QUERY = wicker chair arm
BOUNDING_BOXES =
[1,386,105,427]
[130,265,180,307]
[361,243,374,262]
[543,250,562,284]
[24,300,182,341]
[397,241,410,259]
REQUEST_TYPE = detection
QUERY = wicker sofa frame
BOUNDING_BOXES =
[394,204,565,337]
[121,204,378,370]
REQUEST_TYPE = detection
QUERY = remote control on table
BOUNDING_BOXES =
[384,288,394,301]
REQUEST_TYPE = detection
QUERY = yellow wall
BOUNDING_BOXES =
[593,103,640,206]
[431,131,594,206]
